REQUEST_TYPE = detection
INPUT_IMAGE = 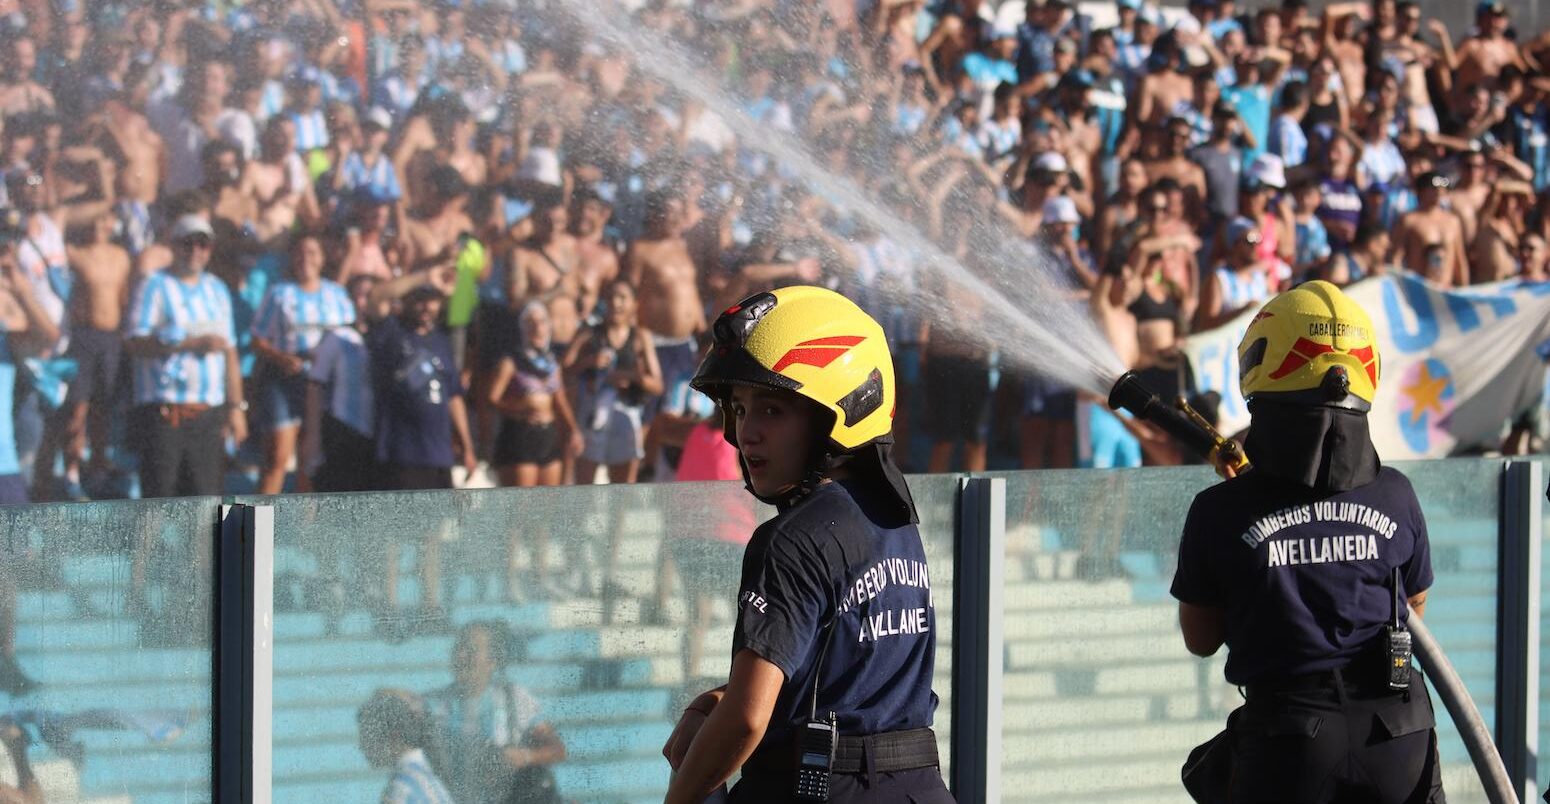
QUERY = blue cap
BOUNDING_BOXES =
[1118,0,1142,9]
[1226,216,1258,244]
[1477,0,1506,15]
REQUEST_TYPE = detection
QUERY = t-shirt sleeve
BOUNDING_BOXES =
[334,286,357,327]
[734,525,830,679]
[1402,485,1434,596]
[1170,496,1224,607]
[127,276,164,338]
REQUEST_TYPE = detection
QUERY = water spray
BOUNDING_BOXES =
[1107,372,1249,477]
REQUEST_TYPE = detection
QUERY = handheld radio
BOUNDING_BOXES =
[794,621,838,801]
[1385,566,1412,690]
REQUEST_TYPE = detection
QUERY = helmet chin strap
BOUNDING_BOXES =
[739,445,835,509]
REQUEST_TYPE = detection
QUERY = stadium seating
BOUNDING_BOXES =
[0,484,1502,803]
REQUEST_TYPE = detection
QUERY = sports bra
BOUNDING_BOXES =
[508,349,562,398]
[1129,286,1181,324]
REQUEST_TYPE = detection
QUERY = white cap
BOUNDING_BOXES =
[1034,151,1069,173]
[1042,196,1081,224]
[1172,14,1201,35]
[1245,152,1287,189]
[170,214,214,240]
[363,107,394,131]
[516,147,563,187]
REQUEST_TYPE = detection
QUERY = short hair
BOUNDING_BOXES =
[357,689,431,751]
[643,188,683,224]
[455,620,517,669]
[430,165,468,199]
[1279,80,1309,111]
[1352,222,1387,248]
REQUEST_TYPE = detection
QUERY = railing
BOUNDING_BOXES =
[0,459,1540,803]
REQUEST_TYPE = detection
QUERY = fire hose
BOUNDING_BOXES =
[1108,370,1520,804]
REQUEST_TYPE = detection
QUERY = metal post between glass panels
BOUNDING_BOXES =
[950,477,1004,803]
[215,503,275,804]
[1496,460,1542,801]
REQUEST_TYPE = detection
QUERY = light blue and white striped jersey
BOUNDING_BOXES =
[381,749,454,804]
[290,109,330,152]
[1214,264,1274,312]
[258,79,286,125]
[309,327,374,437]
[339,152,404,202]
[127,271,238,406]
[251,280,356,357]
[319,72,362,109]
[372,74,422,120]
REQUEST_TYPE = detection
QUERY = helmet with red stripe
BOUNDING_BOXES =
[1238,280,1380,410]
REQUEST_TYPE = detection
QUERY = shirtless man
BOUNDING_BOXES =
[509,199,583,352]
[1396,172,1469,286]
[0,34,55,116]
[338,190,399,283]
[1322,2,1370,107]
[570,187,620,323]
[402,166,479,275]
[240,116,316,246]
[1453,3,1526,112]
[1386,6,1452,133]
[402,166,485,369]
[1145,116,1208,223]
[55,212,131,499]
[98,97,165,258]
[623,190,704,413]
[1132,35,1193,134]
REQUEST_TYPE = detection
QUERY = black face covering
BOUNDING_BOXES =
[1243,400,1381,492]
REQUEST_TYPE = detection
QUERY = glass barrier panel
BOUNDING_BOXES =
[1537,457,1549,788]
[1406,459,1499,804]
[992,460,1497,803]
[0,497,219,804]
[249,476,956,801]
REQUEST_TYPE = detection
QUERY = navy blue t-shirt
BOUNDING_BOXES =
[1171,467,1434,686]
[368,316,465,468]
[733,481,939,746]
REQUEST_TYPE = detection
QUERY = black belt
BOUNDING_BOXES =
[1244,652,1401,697]
[743,727,939,775]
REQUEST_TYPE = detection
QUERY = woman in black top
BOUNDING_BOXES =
[562,279,662,484]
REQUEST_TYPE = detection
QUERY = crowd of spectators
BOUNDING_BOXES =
[0,0,1541,512]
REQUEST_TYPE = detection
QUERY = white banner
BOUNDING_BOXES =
[1183,274,1550,459]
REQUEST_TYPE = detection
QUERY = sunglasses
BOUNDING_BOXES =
[178,236,213,249]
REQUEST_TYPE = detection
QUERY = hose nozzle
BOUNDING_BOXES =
[1108,371,1250,478]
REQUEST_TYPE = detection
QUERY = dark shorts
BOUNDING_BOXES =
[64,327,122,408]
[314,415,380,493]
[494,418,562,467]
[923,355,993,442]
[390,464,453,491]
[1022,373,1077,420]
[731,766,953,803]
[254,366,307,431]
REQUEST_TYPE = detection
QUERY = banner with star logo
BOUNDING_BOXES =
[1183,274,1550,458]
